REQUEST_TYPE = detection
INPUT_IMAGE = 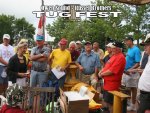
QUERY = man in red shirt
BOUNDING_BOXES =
[99,41,126,113]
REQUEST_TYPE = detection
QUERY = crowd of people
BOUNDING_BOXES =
[0,33,150,113]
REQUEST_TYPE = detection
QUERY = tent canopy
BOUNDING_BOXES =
[111,0,150,5]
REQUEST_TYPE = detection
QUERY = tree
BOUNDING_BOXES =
[46,18,69,45]
[13,17,35,46]
[46,0,150,49]
[0,14,35,45]
[0,14,15,43]
[130,4,150,45]
[46,1,131,49]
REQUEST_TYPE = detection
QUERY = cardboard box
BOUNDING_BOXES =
[60,87,94,113]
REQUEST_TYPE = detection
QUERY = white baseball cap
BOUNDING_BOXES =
[141,33,150,46]
[106,42,115,48]
[3,34,10,39]
[144,33,150,42]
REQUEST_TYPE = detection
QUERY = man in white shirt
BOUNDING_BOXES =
[138,33,150,113]
[0,34,15,87]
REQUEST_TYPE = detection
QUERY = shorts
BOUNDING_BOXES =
[80,73,98,89]
[103,90,114,104]
[122,73,140,88]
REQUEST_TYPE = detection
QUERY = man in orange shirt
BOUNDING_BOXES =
[99,41,126,113]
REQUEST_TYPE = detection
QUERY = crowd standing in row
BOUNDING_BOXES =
[0,33,150,113]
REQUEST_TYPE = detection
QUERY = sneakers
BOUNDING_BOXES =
[127,104,136,111]
[127,100,131,106]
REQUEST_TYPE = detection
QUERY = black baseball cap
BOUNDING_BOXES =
[112,41,124,48]
[125,36,134,41]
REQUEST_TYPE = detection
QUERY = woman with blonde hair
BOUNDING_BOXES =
[6,41,29,87]
[14,39,30,64]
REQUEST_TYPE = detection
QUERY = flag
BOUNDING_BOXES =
[37,15,46,36]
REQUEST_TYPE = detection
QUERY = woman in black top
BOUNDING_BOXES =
[7,41,28,86]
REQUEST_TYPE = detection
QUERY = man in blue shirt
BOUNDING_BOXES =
[76,41,100,88]
[123,36,141,111]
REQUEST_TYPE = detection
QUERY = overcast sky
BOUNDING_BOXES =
[0,0,94,40]
[0,0,93,27]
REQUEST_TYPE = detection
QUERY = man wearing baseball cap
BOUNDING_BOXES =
[76,41,100,88]
[49,38,72,88]
[30,34,51,87]
[124,36,141,111]
[99,41,126,112]
[138,33,150,113]
[102,43,115,65]
[28,34,51,107]
[0,34,15,92]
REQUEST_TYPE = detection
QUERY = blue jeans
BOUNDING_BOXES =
[30,70,48,87]
[0,65,8,85]
[49,71,66,88]
[29,70,48,106]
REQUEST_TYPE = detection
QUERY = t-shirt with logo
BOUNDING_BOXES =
[0,44,15,66]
